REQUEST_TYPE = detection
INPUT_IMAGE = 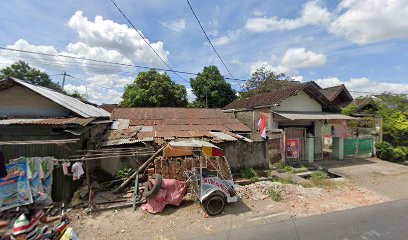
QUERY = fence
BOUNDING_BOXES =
[343,137,373,157]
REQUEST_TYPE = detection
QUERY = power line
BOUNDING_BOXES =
[186,0,239,86]
[65,73,114,90]
[109,0,188,83]
[0,47,249,82]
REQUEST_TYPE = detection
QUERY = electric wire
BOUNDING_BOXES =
[109,0,188,83]
[186,0,240,86]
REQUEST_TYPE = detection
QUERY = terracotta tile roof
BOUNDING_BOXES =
[319,84,353,103]
[111,108,251,132]
[223,82,340,112]
[223,83,308,109]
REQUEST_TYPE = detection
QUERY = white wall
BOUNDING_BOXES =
[271,91,322,112]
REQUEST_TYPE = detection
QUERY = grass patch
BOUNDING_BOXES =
[239,168,259,182]
[273,177,295,184]
[267,189,283,202]
[302,170,335,189]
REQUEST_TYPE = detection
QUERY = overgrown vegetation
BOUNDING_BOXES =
[304,170,335,189]
[239,168,259,182]
[375,94,408,162]
[376,142,408,162]
[341,104,359,116]
[273,177,295,184]
[267,189,283,202]
[115,167,132,180]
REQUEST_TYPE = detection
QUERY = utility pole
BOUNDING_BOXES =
[62,72,67,91]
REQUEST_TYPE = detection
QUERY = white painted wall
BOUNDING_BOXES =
[271,91,322,112]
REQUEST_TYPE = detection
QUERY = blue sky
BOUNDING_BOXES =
[0,0,407,103]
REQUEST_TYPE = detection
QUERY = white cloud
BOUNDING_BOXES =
[244,0,408,45]
[67,11,169,67]
[213,36,231,46]
[64,83,123,103]
[315,77,408,95]
[329,0,408,45]
[245,1,331,32]
[281,48,327,69]
[252,10,266,17]
[212,29,242,46]
[0,11,174,104]
[186,88,196,102]
[161,19,186,32]
[249,48,326,75]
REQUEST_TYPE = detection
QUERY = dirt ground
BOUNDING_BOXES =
[69,179,388,240]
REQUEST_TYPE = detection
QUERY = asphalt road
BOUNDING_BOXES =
[193,199,408,240]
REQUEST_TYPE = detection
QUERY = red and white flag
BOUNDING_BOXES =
[258,113,267,139]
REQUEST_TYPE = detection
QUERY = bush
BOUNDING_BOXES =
[376,142,408,162]
[310,171,328,180]
[283,165,294,173]
[115,167,132,180]
[239,168,259,182]
[267,189,283,202]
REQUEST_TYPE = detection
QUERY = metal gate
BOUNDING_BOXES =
[284,128,306,163]
[344,138,373,157]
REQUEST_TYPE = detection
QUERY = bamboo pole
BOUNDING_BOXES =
[112,145,165,194]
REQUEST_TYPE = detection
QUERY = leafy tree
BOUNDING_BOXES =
[190,66,236,108]
[0,61,63,92]
[241,67,294,98]
[121,69,187,107]
[341,104,359,116]
[376,94,408,146]
[70,91,87,102]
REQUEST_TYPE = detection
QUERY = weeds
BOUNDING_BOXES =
[273,177,295,184]
[115,167,132,180]
[310,170,328,180]
[305,170,335,188]
[239,168,259,182]
[267,189,283,202]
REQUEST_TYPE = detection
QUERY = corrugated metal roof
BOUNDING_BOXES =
[111,119,130,130]
[7,78,110,118]
[209,131,237,141]
[100,138,146,147]
[168,140,220,148]
[273,111,356,120]
[111,107,251,132]
[0,118,94,126]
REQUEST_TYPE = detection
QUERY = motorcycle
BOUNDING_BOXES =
[1,204,79,240]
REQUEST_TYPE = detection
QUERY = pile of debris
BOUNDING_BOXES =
[234,181,324,201]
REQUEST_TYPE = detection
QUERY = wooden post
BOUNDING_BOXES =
[112,145,165,194]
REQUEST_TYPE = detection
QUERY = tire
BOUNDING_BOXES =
[143,174,163,198]
[203,192,226,216]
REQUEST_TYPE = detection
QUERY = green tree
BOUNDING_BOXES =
[0,61,63,92]
[70,91,87,102]
[241,67,295,98]
[190,66,236,108]
[121,69,187,107]
[376,94,408,146]
[341,104,359,116]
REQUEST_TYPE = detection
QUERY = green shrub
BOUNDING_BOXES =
[115,167,132,180]
[376,142,408,162]
[283,165,294,173]
[239,168,257,180]
[267,189,283,202]
[310,171,328,180]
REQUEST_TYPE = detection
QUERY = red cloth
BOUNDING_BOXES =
[141,179,187,214]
